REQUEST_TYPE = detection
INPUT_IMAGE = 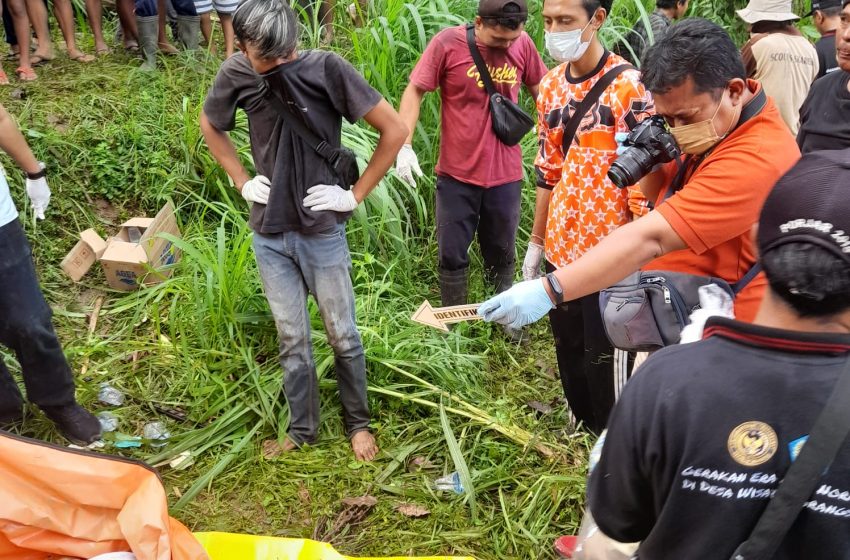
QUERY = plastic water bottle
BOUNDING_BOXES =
[434,472,464,494]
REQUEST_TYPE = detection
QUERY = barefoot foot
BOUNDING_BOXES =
[351,431,378,462]
[262,436,298,458]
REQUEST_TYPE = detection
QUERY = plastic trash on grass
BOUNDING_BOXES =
[433,472,464,494]
[98,383,125,406]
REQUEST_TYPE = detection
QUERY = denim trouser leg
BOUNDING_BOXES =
[0,219,76,411]
[253,225,370,445]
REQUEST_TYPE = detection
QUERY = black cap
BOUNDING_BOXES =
[478,0,528,18]
[805,0,843,16]
[758,149,850,264]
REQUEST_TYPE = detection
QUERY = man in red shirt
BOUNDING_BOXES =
[396,0,547,310]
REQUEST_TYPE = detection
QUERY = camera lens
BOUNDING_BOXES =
[608,147,654,189]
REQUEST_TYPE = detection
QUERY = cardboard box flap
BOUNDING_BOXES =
[140,202,180,264]
[80,229,108,259]
[60,229,108,282]
[101,241,148,264]
[120,217,156,229]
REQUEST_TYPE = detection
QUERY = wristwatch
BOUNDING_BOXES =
[545,272,564,305]
[25,162,46,180]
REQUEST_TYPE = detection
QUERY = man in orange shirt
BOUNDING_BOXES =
[480,19,801,376]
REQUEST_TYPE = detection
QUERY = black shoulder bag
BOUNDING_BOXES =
[465,24,534,146]
[730,355,850,560]
[560,60,635,155]
[259,70,361,188]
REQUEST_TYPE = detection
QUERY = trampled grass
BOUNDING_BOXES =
[0,0,801,557]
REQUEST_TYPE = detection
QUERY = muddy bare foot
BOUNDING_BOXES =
[351,431,378,461]
[262,437,297,458]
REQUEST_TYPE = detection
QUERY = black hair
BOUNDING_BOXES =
[480,2,527,30]
[656,0,686,9]
[580,0,613,19]
[762,243,850,317]
[233,0,299,59]
[641,18,746,100]
[818,5,843,17]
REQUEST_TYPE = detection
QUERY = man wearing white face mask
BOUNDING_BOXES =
[522,0,654,433]
[479,21,801,404]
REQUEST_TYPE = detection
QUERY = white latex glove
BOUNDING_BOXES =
[477,278,555,330]
[395,144,423,188]
[302,183,358,213]
[522,242,544,281]
[241,175,271,205]
[26,163,50,220]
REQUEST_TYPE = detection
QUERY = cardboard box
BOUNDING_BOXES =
[61,202,181,291]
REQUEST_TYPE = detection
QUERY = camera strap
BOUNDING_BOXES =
[561,60,636,155]
[729,354,850,560]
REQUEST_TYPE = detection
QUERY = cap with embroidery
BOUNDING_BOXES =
[805,0,843,16]
[478,0,528,18]
[758,149,850,263]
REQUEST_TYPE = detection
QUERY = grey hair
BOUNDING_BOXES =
[233,0,300,59]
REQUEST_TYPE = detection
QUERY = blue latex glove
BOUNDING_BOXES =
[477,279,555,330]
[615,132,629,156]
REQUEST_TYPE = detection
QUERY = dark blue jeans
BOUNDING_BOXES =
[252,224,370,445]
[435,174,522,273]
[0,219,76,413]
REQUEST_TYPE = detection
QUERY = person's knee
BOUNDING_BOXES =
[6,0,26,18]
[326,320,362,356]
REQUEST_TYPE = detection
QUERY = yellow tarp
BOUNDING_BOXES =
[194,532,475,560]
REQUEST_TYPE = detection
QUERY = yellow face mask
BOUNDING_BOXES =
[669,90,740,155]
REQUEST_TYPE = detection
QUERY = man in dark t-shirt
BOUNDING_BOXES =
[798,0,850,154]
[200,0,407,461]
[807,0,842,78]
[587,149,850,559]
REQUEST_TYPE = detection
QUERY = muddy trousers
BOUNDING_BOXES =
[546,262,632,435]
[0,219,76,414]
[252,224,370,446]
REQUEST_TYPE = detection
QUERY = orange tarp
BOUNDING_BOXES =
[0,431,208,560]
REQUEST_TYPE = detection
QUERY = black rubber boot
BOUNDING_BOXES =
[176,15,200,50]
[439,267,468,307]
[41,403,102,445]
[136,15,159,70]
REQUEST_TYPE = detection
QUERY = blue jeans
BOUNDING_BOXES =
[252,224,370,445]
[0,219,76,413]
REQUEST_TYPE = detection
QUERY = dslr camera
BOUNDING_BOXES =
[608,115,681,189]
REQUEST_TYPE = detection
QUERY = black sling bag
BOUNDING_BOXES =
[259,68,361,189]
[560,59,635,154]
[465,24,535,146]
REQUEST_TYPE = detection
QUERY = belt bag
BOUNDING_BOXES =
[600,270,734,351]
[466,25,534,146]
